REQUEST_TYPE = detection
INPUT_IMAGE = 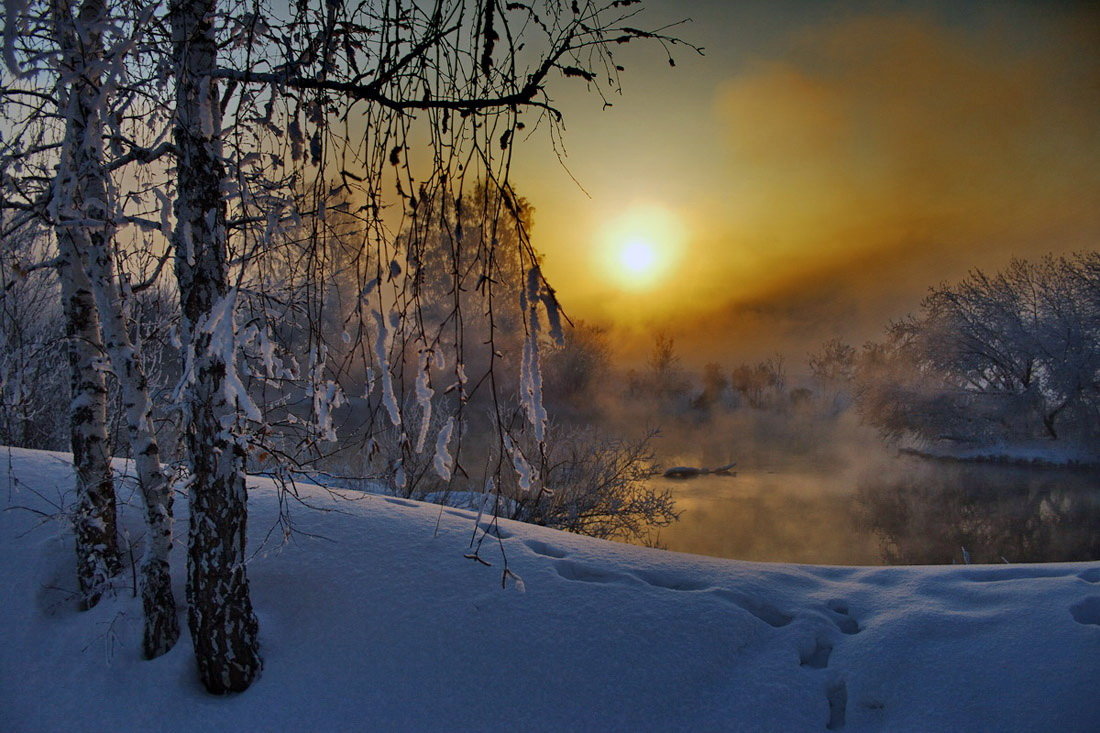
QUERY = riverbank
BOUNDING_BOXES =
[899,443,1100,468]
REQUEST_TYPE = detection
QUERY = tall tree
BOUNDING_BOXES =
[160,0,698,693]
[169,0,262,692]
[4,0,179,645]
[48,0,123,610]
[81,174,180,656]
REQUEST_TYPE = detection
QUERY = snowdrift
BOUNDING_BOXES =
[1,447,1097,731]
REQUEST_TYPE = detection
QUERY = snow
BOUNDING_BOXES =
[191,290,262,425]
[1,0,25,75]
[1,445,1098,731]
[420,487,517,517]
[414,350,434,454]
[520,268,548,444]
[902,441,1099,468]
[432,416,454,481]
[371,309,401,427]
[504,432,535,492]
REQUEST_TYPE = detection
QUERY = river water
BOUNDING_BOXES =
[644,456,1100,565]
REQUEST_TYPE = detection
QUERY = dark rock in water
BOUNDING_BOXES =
[663,462,737,479]
[664,466,702,479]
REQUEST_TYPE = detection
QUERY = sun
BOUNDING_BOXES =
[601,204,684,290]
[619,239,658,277]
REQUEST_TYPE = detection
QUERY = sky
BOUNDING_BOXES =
[510,0,1100,366]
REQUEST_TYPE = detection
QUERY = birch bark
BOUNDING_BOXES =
[169,0,262,693]
[50,0,120,609]
[83,232,181,658]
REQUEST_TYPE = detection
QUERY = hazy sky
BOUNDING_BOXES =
[510,0,1100,366]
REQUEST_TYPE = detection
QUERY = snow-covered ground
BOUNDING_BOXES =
[1,446,1098,732]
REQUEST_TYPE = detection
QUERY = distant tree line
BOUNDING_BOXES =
[597,253,1098,458]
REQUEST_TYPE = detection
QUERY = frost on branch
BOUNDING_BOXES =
[504,433,536,492]
[433,416,455,482]
[177,289,262,426]
[371,309,401,427]
[309,346,345,443]
[519,266,548,444]
[414,349,434,453]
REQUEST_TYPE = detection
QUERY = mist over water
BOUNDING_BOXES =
[652,469,882,565]
[605,408,1100,566]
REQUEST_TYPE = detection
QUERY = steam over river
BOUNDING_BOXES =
[646,457,1100,566]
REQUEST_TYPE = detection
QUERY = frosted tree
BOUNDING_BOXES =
[7,0,697,692]
[2,0,180,653]
[56,0,179,656]
[809,338,856,414]
[856,254,1100,448]
[158,0,696,693]
[166,0,271,692]
[0,229,68,449]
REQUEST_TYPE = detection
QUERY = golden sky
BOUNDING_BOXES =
[512,0,1100,365]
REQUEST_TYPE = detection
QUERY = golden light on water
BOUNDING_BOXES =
[601,204,685,290]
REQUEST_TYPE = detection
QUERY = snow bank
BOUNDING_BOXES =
[901,442,1100,468]
[1,446,1097,731]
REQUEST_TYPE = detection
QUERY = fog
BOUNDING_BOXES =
[542,332,1100,565]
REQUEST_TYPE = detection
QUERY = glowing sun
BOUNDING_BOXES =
[619,239,658,276]
[601,204,684,290]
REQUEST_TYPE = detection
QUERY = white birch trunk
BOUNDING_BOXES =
[170,0,262,693]
[84,238,181,658]
[50,0,120,610]
[50,0,181,658]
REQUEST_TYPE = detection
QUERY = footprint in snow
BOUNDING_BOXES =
[477,522,512,540]
[799,634,833,669]
[710,589,793,628]
[544,556,713,594]
[631,569,711,592]
[523,540,568,559]
[552,559,629,585]
[1078,568,1100,584]
[826,679,848,730]
[1070,597,1100,626]
[826,600,860,635]
[963,567,1071,583]
[382,497,418,508]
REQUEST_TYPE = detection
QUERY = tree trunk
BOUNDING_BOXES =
[51,0,120,610]
[170,0,262,693]
[1043,408,1063,441]
[51,0,180,658]
[84,232,180,659]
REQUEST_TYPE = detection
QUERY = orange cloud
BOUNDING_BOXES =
[670,7,1100,364]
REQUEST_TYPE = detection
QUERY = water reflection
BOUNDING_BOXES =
[644,458,1100,566]
[856,459,1100,565]
[649,469,883,565]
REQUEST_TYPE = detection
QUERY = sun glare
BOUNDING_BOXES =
[620,239,658,275]
[601,205,684,290]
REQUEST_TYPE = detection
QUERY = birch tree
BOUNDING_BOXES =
[33,0,124,610]
[9,0,696,692]
[168,0,263,692]
[157,0,696,693]
[54,0,180,658]
[4,0,180,652]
